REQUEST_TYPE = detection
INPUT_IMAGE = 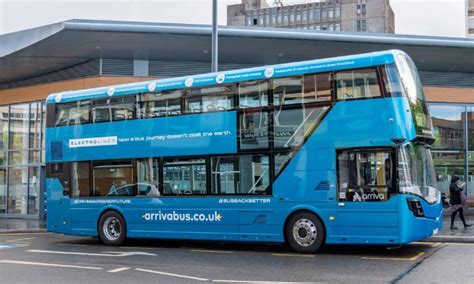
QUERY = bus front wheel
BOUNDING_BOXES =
[285,212,325,253]
[98,211,127,246]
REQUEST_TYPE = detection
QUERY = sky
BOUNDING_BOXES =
[0,0,468,37]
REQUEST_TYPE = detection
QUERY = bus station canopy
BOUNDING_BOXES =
[1,19,474,84]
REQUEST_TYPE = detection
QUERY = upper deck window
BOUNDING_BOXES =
[55,100,90,126]
[335,68,381,101]
[92,96,135,123]
[238,80,269,108]
[138,90,182,118]
[273,73,331,106]
[185,85,235,113]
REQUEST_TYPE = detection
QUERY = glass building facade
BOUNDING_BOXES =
[0,101,45,217]
[430,103,474,197]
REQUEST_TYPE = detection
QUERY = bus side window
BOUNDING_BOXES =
[185,85,235,113]
[138,90,182,118]
[163,158,207,195]
[71,162,91,197]
[55,101,90,126]
[136,158,160,196]
[303,72,333,103]
[273,77,303,106]
[210,155,270,195]
[238,80,269,108]
[92,96,135,123]
[335,68,381,101]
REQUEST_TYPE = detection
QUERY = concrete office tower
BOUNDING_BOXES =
[227,0,395,33]
[468,0,474,37]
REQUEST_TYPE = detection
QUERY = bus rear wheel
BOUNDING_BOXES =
[285,212,324,253]
[98,211,126,246]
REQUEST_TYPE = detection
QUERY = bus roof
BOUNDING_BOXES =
[46,49,400,104]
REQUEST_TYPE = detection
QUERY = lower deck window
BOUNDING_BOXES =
[93,163,134,196]
[163,159,206,195]
[211,155,270,195]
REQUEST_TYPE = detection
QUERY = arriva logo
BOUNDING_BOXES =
[362,192,385,201]
[142,211,223,222]
[352,192,385,202]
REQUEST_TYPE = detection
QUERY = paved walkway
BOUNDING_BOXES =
[0,213,473,243]
[428,212,474,243]
[0,218,46,234]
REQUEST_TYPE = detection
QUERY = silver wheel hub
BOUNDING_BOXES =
[292,218,317,247]
[103,217,121,241]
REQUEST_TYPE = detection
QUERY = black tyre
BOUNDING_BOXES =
[98,211,126,246]
[285,212,325,253]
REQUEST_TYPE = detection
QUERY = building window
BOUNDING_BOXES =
[357,0,366,16]
[322,9,328,21]
[0,101,44,216]
[357,19,366,32]
[283,12,289,25]
[335,7,341,19]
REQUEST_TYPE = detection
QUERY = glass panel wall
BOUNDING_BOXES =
[429,103,474,198]
[0,101,44,217]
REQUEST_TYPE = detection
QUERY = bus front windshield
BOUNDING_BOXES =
[398,142,439,204]
[394,53,433,137]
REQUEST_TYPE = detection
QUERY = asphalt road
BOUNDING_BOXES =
[0,233,473,283]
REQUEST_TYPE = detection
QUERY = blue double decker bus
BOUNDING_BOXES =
[45,50,442,253]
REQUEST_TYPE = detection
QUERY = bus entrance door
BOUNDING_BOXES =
[334,150,399,243]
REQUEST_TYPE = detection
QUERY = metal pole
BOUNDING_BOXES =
[211,0,218,72]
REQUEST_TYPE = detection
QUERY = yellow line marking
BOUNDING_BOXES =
[431,242,442,248]
[362,252,425,261]
[5,237,35,243]
[191,249,233,254]
[272,253,315,258]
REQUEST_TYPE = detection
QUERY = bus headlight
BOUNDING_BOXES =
[407,198,424,217]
